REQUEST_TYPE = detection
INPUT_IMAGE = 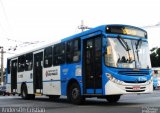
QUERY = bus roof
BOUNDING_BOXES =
[62,24,147,41]
[7,24,146,59]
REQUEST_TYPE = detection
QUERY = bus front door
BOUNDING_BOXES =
[11,59,17,93]
[83,36,102,94]
[33,52,43,94]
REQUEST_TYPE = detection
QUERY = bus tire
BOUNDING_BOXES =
[68,83,83,104]
[106,95,121,103]
[12,93,15,96]
[2,92,6,96]
[21,84,29,100]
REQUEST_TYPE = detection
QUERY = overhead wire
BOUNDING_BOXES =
[0,0,9,27]
[141,22,160,29]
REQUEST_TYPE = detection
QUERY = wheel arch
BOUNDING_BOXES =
[21,82,27,93]
[66,78,81,97]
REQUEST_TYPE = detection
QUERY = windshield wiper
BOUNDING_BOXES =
[117,35,132,63]
[136,39,142,50]
[117,36,131,51]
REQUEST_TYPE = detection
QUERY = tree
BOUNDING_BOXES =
[150,47,160,67]
[150,52,158,67]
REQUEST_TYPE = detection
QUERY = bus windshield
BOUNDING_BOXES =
[105,37,151,69]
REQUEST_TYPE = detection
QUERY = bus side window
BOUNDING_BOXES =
[73,38,80,62]
[25,53,33,71]
[66,40,73,63]
[66,38,80,63]
[18,55,25,72]
[53,43,65,66]
[44,47,52,68]
[53,44,58,65]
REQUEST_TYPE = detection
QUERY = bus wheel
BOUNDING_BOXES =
[21,85,29,99]
[106,95,121,103]
[69,83,83,104]
[2,92,6,96]
[12,93,15,96]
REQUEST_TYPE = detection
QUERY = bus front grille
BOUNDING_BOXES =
[124,81,146,83]
[125,86,146,92]
[118,71,149,76]
[126,90,145,92]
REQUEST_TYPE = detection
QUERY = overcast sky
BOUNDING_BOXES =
[0,0,160,67]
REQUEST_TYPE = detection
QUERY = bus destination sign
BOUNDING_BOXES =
[106,25,147,38]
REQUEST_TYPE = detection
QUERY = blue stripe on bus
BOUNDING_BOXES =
[86,89,102,94]
[86,89,94,94]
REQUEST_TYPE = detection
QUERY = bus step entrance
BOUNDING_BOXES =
[34,89,42,96]
[35,93,42,96]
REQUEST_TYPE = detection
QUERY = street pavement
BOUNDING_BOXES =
[0,90,160,113]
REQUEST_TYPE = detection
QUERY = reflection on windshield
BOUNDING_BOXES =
[105,37,151,69]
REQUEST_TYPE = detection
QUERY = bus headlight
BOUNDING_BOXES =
[146,77,153,84]
[106,73,124,85]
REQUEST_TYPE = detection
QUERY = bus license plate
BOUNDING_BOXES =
[133,86,140,90]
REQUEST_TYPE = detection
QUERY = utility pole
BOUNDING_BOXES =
[78,20,91,32]
[0,46,4,86]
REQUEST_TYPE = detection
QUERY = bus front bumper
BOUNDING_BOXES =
[105,80,153,95]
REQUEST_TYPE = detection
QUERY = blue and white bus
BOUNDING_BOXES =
[6,24,153,104]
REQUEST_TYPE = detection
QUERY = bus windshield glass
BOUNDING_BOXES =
[105,37,151,69]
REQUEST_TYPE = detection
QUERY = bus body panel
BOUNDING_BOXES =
[43,81,61,95]
[60,64,82,96]
[43,66,61,95]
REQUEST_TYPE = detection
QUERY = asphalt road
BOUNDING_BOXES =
[0,90,160,113]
